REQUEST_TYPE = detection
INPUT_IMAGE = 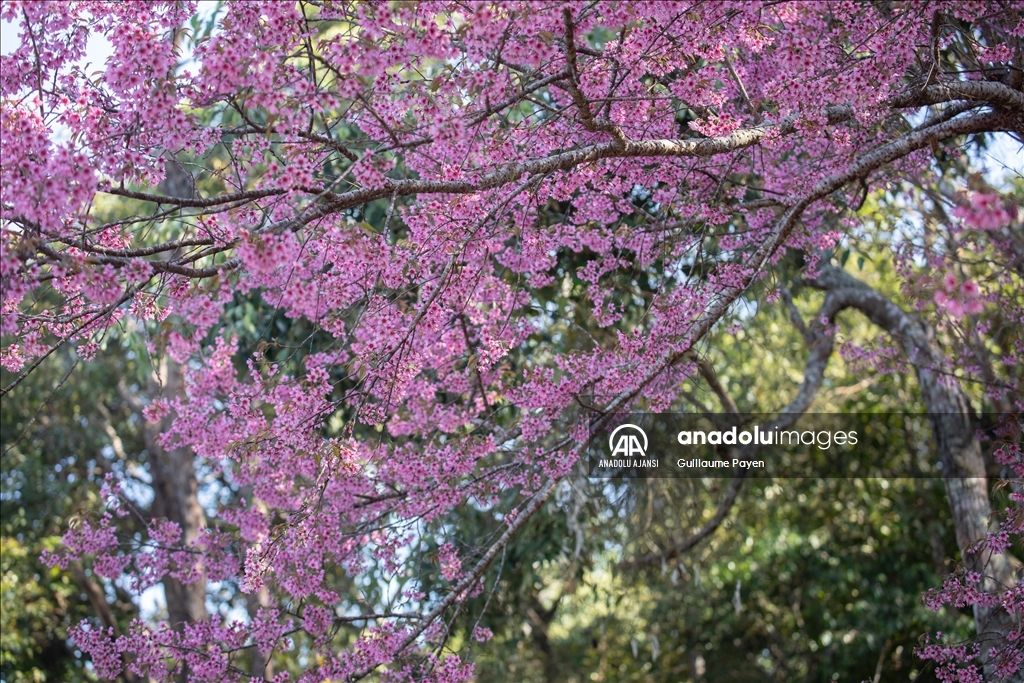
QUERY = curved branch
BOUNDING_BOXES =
[620,471,745,570]
[804,263,1020,668]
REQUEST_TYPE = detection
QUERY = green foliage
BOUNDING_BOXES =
[453,471,972,682]
[1,347,146,683]
[0,538,95,683]
[434,230,986,682]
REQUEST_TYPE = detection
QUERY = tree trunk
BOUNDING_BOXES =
[145,357,208,629]
[809,266,1020,679]
[243,491,274,680]
[246,587,275,680]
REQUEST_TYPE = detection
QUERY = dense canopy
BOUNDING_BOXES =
[1,2,1022,682]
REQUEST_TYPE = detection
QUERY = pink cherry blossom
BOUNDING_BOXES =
[3,1,1021,680]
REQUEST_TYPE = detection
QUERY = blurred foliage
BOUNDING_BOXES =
[0,537,94,683]
[419,175,1014,681]
[446,406,977,683]
[1,347,142,683]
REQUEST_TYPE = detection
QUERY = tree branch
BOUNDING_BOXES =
[891,80,1024,111]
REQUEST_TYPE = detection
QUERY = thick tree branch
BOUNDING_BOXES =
[891,80,1024,111]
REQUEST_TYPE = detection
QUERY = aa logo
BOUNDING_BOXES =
[609,424,648,458]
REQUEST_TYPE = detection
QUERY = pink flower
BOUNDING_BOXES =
[971,193,996,210]
[953,192,1015,230]
[964,299,984,315]
[438,543,462,581]
[302,606,331,636]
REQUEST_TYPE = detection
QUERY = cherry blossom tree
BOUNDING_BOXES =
[1,1,1021,681]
